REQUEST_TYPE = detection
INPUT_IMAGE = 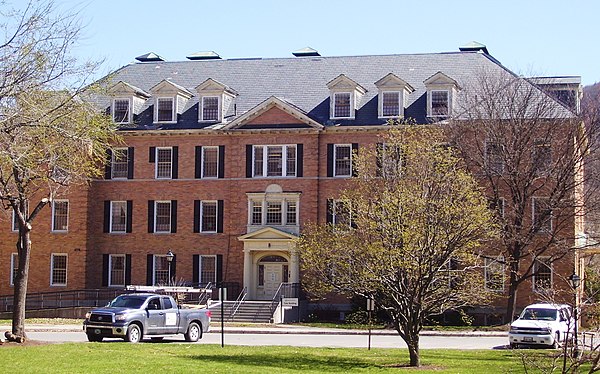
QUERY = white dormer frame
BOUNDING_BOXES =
[196,78,238,123]
[375,73,414,119]
[150,79,193,124]
[326,74,367,120]
[109,81,151,125]
[423,72,460,119]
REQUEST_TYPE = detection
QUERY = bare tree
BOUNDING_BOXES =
[0,1,116,341]
[298,125,496,367]
[448,69,595,322]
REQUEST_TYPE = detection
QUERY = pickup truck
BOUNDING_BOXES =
[508,303,574,348]
[83,293,211,343]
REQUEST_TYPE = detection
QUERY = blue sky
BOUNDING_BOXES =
[57,0,599,85]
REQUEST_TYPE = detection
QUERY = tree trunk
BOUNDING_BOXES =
[405,331,420,367]
[505,267,519,323]
[11,228,31,339]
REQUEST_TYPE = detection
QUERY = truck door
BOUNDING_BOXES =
[161,297,179,334]
[146,297,165,334]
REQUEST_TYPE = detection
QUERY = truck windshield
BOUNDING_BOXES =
[521,308,557,321]
[108,295,146,309]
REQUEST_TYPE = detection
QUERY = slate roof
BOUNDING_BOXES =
[96,50,575,131]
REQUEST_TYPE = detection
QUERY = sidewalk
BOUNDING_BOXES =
[0,323,507,337]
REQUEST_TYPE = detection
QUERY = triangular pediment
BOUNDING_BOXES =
[222,96,323,130]
[109,81,151,98]
[195,78,237,96]
[150,79,193,98]
[238,227,299,241]
[327,74,367,93]
[375,73,415,93]
[424,72,460,89]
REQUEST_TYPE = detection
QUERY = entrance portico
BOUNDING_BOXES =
[238,227,299,300]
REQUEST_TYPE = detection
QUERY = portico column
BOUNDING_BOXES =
[290,248,300,283]
[243,249,253,299]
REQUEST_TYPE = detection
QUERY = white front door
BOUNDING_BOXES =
[261,264,282,300]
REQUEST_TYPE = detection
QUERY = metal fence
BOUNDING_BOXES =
[0,289,127,313]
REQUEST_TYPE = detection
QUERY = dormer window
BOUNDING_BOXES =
[375,73,414,119]
[424,72,460,119]
[112,98,131,123]
[156,98,175,122]
[327,74,366,120]
[201,96,220,122]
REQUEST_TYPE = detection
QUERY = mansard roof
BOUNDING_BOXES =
[96,49,576,131]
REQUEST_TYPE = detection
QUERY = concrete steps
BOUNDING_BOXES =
[209,300,273,323]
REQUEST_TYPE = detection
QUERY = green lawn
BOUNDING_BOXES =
[0,343,531,373]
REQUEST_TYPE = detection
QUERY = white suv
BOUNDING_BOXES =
[508,303,574,348]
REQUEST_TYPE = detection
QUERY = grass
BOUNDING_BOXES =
[0,343,531,373]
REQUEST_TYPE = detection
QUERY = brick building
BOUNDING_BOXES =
[0,44,585,321]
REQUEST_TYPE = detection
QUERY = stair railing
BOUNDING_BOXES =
[269,283,286,315]
[229,286,248,321]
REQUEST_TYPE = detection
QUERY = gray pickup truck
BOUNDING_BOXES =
[83,293,211,343]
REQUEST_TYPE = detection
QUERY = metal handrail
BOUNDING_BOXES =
[229,286,248,321]
[269,283,286,315]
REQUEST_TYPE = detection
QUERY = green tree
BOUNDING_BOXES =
[0,1,117,341]
[298,125,497,367]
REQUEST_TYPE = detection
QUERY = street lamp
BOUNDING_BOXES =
[569,273,581,356]
[166,250,174,286]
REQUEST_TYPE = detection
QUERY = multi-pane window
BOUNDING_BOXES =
[485,141,504,174]
[199,255,216,285]
[330,200,352,227]
[266,201,283,225]
[485,257,505,291]
[201,201,217,232]
[249,199,299,227]
[201,96,219,121]
[334,144,352,177]
[52,200,69,232]
[10,253,18,286]
[156,98,174,122]
[251,201,263,225]
[286,201,297,225]
[379,143,403,178]
[154,201,172,233]
[533,140,552,175]
[109,254,125,287]
[153,255,169,285]
[110,201,127,233]
[382,91,400,117]
[253,145,297,177]
[155,147,173,179]
[113,98,130,123]
[333,92,351,118]
[202,146,218,178]
[533,258,552,290]
[50,254,67,286]
[533,197,552,232]
[431,90,449,116]
[111,148,128,179]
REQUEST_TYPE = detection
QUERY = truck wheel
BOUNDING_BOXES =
[126,324,142,343]
[184,322,201,342]
[87,333,103,342]
[509,343,518,349]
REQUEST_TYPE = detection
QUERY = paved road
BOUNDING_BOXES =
[25,330,508,350]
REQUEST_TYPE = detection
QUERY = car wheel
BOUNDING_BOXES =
[509,342,518,349]
[184,322,201,342]
[87,333,103,342]
[126,324,142,343]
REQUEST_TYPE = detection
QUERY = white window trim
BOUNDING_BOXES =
[532,257,553,291]
[154,200,172,233]
[108,254,126,287]
[199,96,221,122]
[200,200,218,233]
[333,144,353,177]
[50,253,68,287]
[10,253,18,286]
[331,199,353,228]
[51,200,69,233]
[112,97,132,124]
[155,147,173,179]
[532,197,552,232]
[198,255,217,285]
[11,210,18,232]
[247,195,300,228]
[484,256,505,292]
[252,145,297,178]
[110,201,127,234]
[331,92,354,119]
[111,147,129,179]
[201,146,219,179]
[379,90,403,118]
[428,89,451,117]
[154,97,176,123]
